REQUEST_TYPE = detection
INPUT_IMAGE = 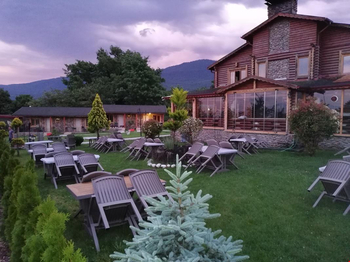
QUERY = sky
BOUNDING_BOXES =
[0,0,349,85]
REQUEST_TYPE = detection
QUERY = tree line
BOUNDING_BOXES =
[0,46,167,114]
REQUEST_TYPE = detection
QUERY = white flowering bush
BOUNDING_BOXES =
[142,119,163,139]
[179,117,203,143]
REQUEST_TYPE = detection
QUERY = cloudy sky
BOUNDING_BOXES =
[0,0,348,84]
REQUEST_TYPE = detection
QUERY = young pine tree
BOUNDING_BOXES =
[0,145,10,193]
[87,93,110,138]
[110,156,249,262]
[11,161,41,262]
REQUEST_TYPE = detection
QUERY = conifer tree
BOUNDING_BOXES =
[5,166,25,242]
[22,197,57,262]
[41,211,68,262]
[10,161,41,262]
[61,241,87,262]
[88,93,110,138]
[0,145,10,193]
[111,156,249,262]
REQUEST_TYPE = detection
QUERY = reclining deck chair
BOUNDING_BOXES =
[179,142,204,168]
[53,152,80,189]
[32,144,47,166]
[130,170,171,211]
[219,141,239,169]
[127,138,147,160]
[120,139,139,153]
[78,153,104,180]
[191,145,223,177]
[308,160,350,215]
[90,176,143,251]
[51,142,67,153]
[206,139,219,146]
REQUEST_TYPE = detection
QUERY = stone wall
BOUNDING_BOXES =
[267,58,289,79]
[319,136,350,150]
[268,0,298,18]
[269,19,290,54]
[196,129,293,148]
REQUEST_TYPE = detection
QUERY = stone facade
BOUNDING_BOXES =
[319,136,350,150]
[267,0,298,18]
[267,58,289,80]
[269,19,290,54]
[196,129,293,148]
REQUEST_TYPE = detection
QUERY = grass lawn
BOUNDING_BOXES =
[15,145,349,262]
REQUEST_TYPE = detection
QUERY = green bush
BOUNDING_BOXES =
[289,97,339,155]
[10,160,41,262]
[62,241,87,262]
[0,146,10,193]
[75,135,84,146]
[141,119,163,139]
[11,138,25,156]
[179,117,203,144]
[0,121,8,140]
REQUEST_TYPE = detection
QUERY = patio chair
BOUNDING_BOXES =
[91,176,142,251]
[130,170,172,209]
[53,152,80,189]
[51,142,67,152]
[127,138,147,160]
[179,142,203,167]
[32,144,47,166]
[81,171,112,183]
[154,138,162,143]
[64,134,76,149]
[78,153,104,176]
[115,133,126,149]
[146,138,154,142]
[206,139,219,146]
[116,168,139,176]
[244,136,259,154]
[191,145,223,177]
[308,160,350,215]
[335,145,350,156]
[120,139,139,153]
[71,150,86,155]
[219,141,239,169]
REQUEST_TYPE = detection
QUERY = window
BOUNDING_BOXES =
[227,90,287,132]
[31,118,39,126]
[341,53,350,74]
[297,56,309,77]
[257,62,267,77]
[197,97,224,127]
[230,69,247,84]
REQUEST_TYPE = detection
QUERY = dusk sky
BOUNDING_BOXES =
[0,0,348,85]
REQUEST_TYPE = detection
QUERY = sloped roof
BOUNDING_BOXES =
[242,13,331,40]
[13,105,167,117]
[187,88,224,98]
[217,76,298,93]
[292,76,350,91]
[207,43,251,70]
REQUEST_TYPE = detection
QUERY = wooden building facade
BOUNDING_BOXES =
[187,0,350,139]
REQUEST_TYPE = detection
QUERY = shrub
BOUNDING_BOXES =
[10,160,41,262]
[141,119,163,139]
[0,121,8,140]
[88,93,110,138]
[0,146,10,192]
[75,135,84,146]
[289,97,339,156]
[110,156,249,261]
[61,241,87,262]
[11,138,25,156]
[179,117,203,144]
[11,117,23,137]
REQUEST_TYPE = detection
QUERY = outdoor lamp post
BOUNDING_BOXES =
[137,108,142,137]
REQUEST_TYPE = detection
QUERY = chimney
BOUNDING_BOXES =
[265,0,298,18]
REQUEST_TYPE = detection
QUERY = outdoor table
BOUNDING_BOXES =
[229,138,247,158]
[66,176,166,250]
[27,147,70,159]
[201,146,238,172]
[25,140,53,149]
[84,137,97,147]
[143,142,164,160]
[41,154,100,179]
[106,138,123,152]
[319,166,326,172]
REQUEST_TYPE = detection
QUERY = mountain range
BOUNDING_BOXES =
[0,59,215,99]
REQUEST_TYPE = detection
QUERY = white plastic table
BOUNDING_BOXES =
[229,138,248,158]
[106,138,123,152]
[27,147,70,154]
[25,140,53,149]
[84,137,97,146]
[201,146,238,172]
[144,142,164,160]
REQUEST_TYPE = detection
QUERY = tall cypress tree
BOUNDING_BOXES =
[87,93,110,138]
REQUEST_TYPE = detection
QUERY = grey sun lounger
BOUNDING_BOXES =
[191,145,223,177]
[179,142,204,168]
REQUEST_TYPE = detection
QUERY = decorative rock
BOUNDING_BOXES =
[156,163,161,168]
[167,164,171,167]
[161,164,166,168]
[147,163,152,167]
[152,164,156,167]
[171,164,175,168]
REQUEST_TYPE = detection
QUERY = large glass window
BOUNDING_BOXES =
[342,54,350,74]
[197,97,224,127]
[227,90,287,132]
[257,62,266,77]
[230,69,247,84]
[297,56,309,77]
